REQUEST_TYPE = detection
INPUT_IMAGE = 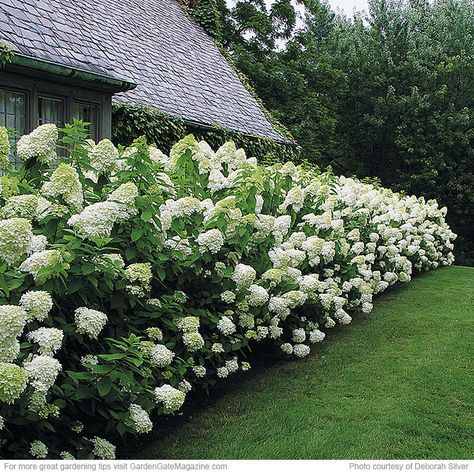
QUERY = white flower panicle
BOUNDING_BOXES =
[155,384,186,413]
[124,263,152,297]
[197,228,224,254]
[23,355,61,393]
[0,218,33,265]
[88,139,119,175]
[90,436,116,460]
[41,163,83,212]
[217,316,236,336]
[149,344,175,367]
[30,440,48,459]
[16,124,58,164]
[129,404,153,434]
[74,307,108,339]
[232,264,257,288]
[27,328,63,356]
[20,291,53,322]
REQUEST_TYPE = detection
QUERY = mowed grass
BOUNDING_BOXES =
[137,266,473,459]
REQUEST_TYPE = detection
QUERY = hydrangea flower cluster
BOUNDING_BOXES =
[129,404,153,434]
[41,163,83,212]
[0,218,33,264]
[74,307,108,339]
[155,384,186,413]
[149,344,175,367]
[16,124,58,164]
[0,126,456,459]
[23,355,62,392]
[0,363,27,403]
[0,125,9,167]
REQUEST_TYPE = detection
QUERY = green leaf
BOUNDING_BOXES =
[131,228,144,242]
[97,376,113,397]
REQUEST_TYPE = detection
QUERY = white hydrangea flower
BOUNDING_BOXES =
[68,201,123,239]
[269,296,291,319]
[197,228,224,254]
[124,262,152,297]
[129,404,153,434]
[19,249,65,282]
[279,186,305,213]
[41,163,83,211]
[241,361,251,371]
[292,328,306,343]
[0,126,9,166]
[225,357,239,373]
[90,436,116,460]
[220,290,236,304]
[149,145,169,168]
[1,194,39,220]
[150,344,175,367]
[216,367,229,378]
[293,344,311,358]
[0,218,33,265]
[27,328,63,356]
[17,124,58,164]
[211,343,225,353]
[60,451,75,460]
[0,305,27,342]
[81,355,99,366]
[309,329,326,343]
[89,139,119,175]
[178,379,192,393]
[108,182,138,218]
[280,343,293,354]
[217,316,236,336]
[273,215,292,242]
[155,384,186,413]
[165,197,203,218]
[30,440,48,459]
[24,355,61,392]
[232,263,256,288]
[27,234,48,255]
[192,365,206,377]
[182,332,205,352]
[74,307,108,339]
[19,291,53,322]
[247,284,269,306]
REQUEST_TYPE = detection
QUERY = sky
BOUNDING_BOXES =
[227,0,370,17]
[326,0,369,15]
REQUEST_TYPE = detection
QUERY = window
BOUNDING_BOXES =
[0,88,27,168]
[38,96,65,128]
[0,69,112,170]
[73,101,98,140]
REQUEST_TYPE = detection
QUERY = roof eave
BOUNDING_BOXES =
[11,53,137,93]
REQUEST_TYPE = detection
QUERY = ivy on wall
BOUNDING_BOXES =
[112,102,300,164]
[0,43,14,69]
[179,0,296,147]
[181,0,224,42]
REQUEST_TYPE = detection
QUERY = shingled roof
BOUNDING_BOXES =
[0,0,287,142]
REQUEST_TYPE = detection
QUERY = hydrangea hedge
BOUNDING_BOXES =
[0,122,456,459]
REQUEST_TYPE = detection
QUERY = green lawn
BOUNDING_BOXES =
[137,266,473,459]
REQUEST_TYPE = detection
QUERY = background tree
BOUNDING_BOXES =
[188,0,474,264]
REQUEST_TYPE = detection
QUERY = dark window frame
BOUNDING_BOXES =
[0,69,112,140]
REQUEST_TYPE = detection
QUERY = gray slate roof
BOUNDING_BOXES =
[0,0,287,141]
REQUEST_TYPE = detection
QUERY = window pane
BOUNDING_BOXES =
[73,102,98,140]
[0,89,26,169]
[38,96,64,128]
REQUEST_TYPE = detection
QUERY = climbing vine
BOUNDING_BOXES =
[0,43,13,69]
[112,102,300,164]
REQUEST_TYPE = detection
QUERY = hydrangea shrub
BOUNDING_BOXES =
[0,123,456,459]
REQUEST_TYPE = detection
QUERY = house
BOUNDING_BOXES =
[0,0,288,164]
